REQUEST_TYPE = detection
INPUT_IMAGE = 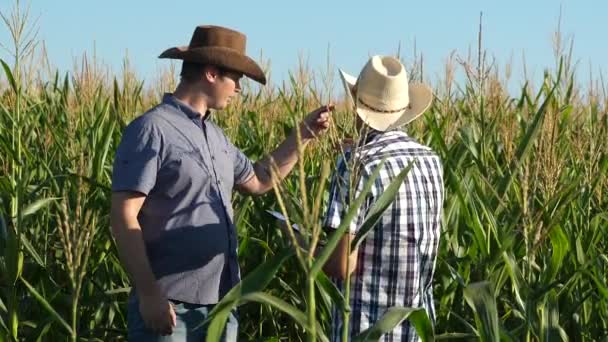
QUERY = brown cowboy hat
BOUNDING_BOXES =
[159,25,267,85]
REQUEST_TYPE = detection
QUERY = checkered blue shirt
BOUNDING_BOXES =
[324,130,444,342]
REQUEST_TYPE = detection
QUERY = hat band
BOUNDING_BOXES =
[358,96,411,113]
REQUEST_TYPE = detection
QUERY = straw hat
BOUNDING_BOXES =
[339,55,432,131]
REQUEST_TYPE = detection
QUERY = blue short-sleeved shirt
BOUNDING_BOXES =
[112,94,254,305]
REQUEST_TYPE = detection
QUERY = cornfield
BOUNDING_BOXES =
[0,3,607,341]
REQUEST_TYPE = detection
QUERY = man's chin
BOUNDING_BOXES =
[211,103,228,111]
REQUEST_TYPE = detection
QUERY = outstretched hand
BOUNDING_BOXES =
[299,104,334,140]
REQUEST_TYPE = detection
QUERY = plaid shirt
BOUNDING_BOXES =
[324,130,444,342]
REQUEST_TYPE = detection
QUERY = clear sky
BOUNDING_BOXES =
[1,1,606,91]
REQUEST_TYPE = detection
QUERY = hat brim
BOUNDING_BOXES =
[338,68,357,106]
[159,46,267,85]
[338,69,433,131]
[390,83,433,128]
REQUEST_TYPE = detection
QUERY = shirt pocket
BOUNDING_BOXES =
[180,149,212,175]
[158,148,212,200]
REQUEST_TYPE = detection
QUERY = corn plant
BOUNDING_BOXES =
[0,0,606,340]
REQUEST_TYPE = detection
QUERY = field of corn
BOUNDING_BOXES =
[1,4,607,341]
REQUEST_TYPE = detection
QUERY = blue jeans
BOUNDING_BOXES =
[128,294,238,341]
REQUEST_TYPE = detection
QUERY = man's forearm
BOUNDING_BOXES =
[111,219,160,298]
[254,128,311,187]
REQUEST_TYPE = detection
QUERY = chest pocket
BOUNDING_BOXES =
[158,148,212,200]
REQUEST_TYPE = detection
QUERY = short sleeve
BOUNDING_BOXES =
[228,141,254,185]
[323,156,370,234]
[111,119,162,195]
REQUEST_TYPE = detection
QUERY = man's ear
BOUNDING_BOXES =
[203,65,221,84]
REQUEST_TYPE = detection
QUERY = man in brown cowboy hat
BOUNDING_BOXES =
[319,55,443,341]
[110,25,332,341]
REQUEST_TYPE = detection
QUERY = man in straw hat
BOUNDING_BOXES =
[110,25,332,340]
[321,55,444,341]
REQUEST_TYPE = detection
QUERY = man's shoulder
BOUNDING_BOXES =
[123,104,174,134]
[400,138,440,158]
[360,131,441,163]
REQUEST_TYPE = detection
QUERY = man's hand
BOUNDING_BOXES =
[110,191,177,335]
[300,104,334,140]
[138,291,177,336]
[238,104,334,195]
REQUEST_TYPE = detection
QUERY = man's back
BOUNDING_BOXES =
[326,130,444,342]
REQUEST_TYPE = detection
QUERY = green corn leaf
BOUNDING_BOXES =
[241,292,310,330]
[353,306,434,342]
[206,275,325,342]
[435,332,478,340]
[315,271,346,312]
[0,214,6,245]
[0,59,18,94]
[204,247,294,341]
[20,197,59,218]
[6,228,20,283]
[464,282,499,342]
[539,290,566,342]
[502,252,525,312]
[234,196,252,229]
[33,320,53,342]
[311,158,386,276]
[94,104,116,181]
[575,235,586,265]
[582,270,608,299]
[205,310,232,342]
[20,234,44,268]
[20,277,72,335]
[547,225,569,283]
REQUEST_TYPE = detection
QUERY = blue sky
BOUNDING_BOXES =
[0,1,606,91]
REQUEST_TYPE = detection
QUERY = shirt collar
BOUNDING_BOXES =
[162,93,211,121]
[356,128,410,150]
[360,128,385,145]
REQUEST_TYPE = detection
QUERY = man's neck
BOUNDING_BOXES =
[354,116,381,143]
[172,82,209,118]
